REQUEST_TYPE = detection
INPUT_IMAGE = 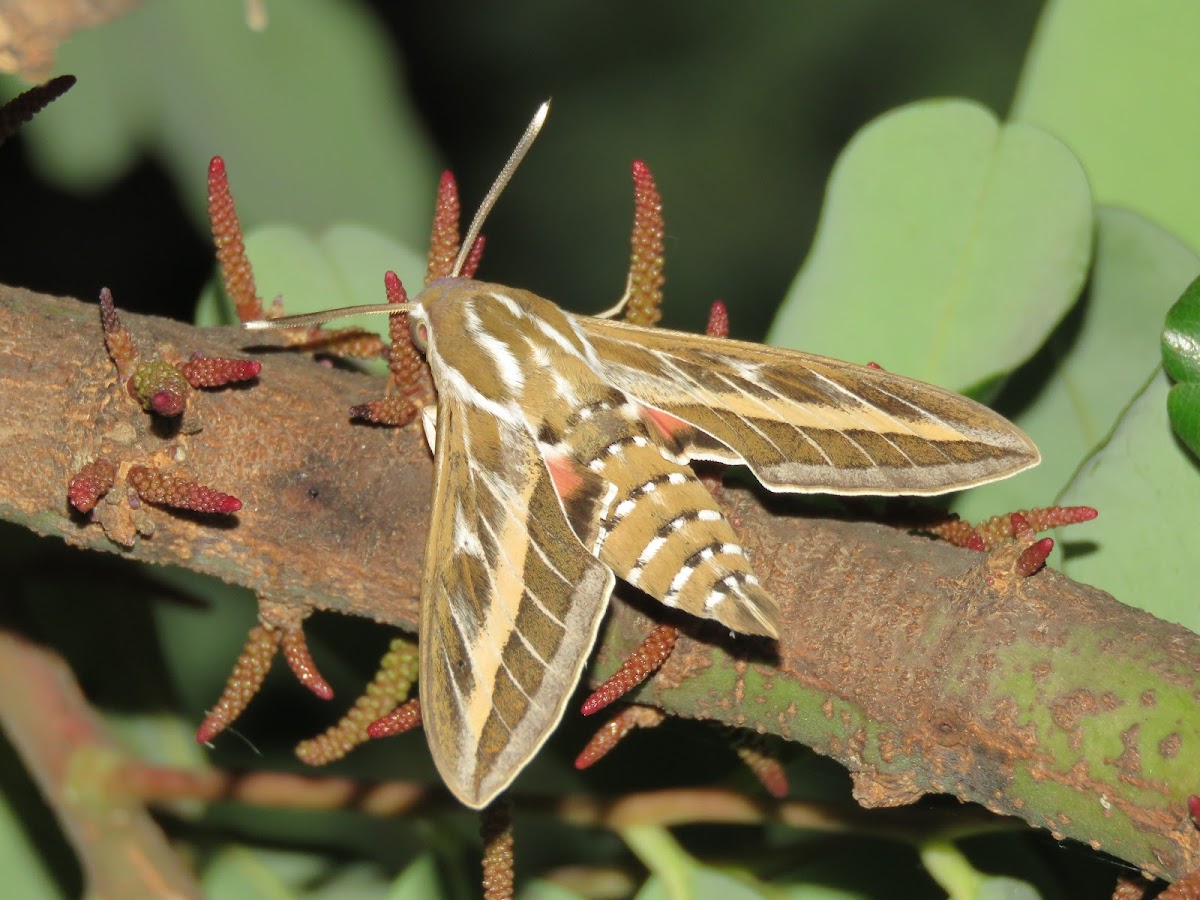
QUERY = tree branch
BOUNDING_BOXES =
[2,284,1197,882]
[0,629,202,898]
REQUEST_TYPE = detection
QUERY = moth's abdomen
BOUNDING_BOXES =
[566,405,779,638]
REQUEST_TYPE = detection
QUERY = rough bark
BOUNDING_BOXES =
[1,284,1197,882]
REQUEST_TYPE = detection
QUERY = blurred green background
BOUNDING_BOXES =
[0,0,1042,339]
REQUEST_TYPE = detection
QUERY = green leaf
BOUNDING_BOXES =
[1058,369,1200,632]
[6,0,438,246]
[622,825,696,900]
[767,98,1091,394]
[977,878,1042,900]
[1162,275,1200,384]
[306,862,397,899]
[387,854,444,900]
[622,825,767,900]
[634,869,768,900]
[519,881,589,900]
[200,846,304,900]
[952,207,1200,525]
[777,886,872,900]
[1013,0,1200,255]
[919,839,1041,900]
[1166,382,1200,460]
[145,568,263,717]
[104,711,208,772]
[198,222,426,323]
[203,847,400,900]
[195,222,427,372]
[0,793,63,900]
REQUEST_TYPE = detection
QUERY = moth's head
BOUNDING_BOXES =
[412,276,507,351]
[408,277,473,351]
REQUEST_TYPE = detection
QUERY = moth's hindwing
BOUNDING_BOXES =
[574,314,1040,495]
[540,398,778,639]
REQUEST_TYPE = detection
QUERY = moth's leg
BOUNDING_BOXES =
[420,405,438,453]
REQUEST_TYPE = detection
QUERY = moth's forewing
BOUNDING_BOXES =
[417,391,615,809]
[575,316,1039,496]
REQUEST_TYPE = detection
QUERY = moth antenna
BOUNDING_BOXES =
[593,274,633,320]
[451,100,550,278]
[244,103,549,332]
[243,302,416,331]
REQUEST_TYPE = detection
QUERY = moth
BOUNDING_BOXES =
[246,102,1039,810]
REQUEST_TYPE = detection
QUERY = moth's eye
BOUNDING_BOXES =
[410,319,429,351]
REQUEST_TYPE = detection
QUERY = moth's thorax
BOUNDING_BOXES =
[418,278,579,335]
[417,278,598,407]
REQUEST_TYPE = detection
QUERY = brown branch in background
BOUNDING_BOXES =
[0,2,143,79]
[109,763,435,817]
[0,630,202,898]
[1,286,1198,883]
[102,753,1021,840]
